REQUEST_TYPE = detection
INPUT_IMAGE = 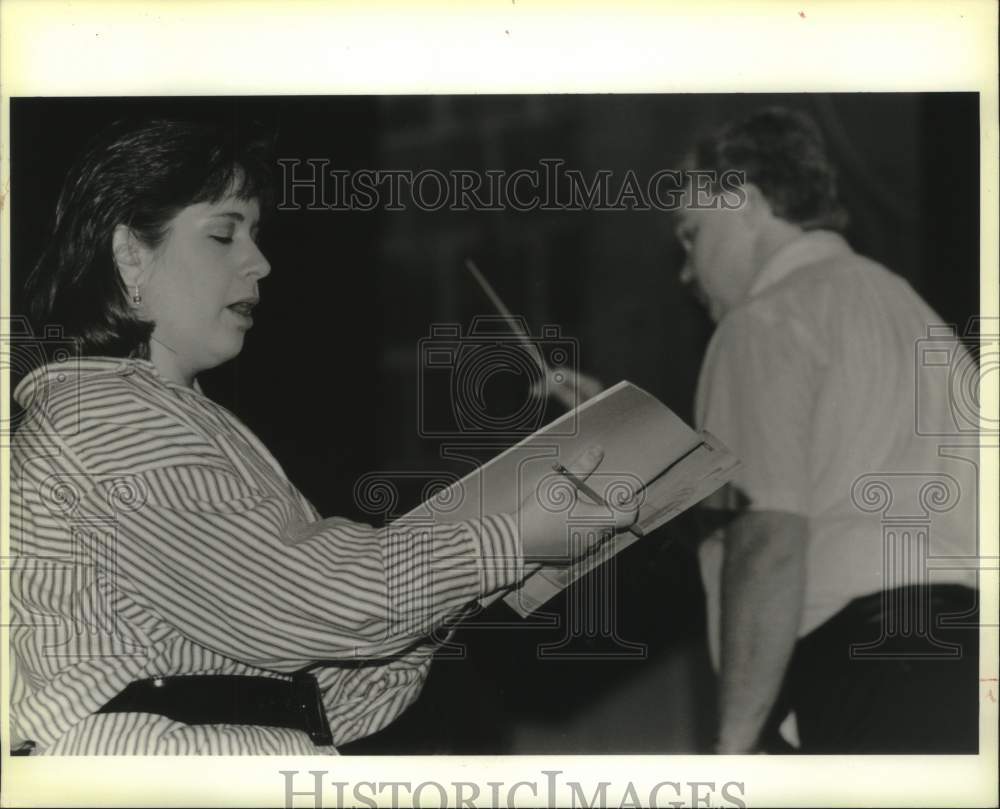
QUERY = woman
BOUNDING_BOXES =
[10,118,634,755]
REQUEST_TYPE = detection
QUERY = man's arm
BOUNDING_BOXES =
[715,509,808,753]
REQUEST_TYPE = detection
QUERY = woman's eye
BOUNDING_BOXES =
[210,235,233,244]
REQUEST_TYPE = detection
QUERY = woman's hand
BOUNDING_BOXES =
[517,446,639,563]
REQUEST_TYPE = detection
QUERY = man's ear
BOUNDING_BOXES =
[112,224,148,288]
[740,182,774,226]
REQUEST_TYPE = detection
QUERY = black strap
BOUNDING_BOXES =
[97,672,334,746]
[11,740,37,756]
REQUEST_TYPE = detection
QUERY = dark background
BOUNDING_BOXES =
[9,94,980,753]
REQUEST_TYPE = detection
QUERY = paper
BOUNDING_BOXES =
[398,381,740,616]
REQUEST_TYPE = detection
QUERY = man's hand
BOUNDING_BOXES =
[518,445,639,563]
[531,367,606,410]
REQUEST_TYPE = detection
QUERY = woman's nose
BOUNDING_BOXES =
[245,243,272,280]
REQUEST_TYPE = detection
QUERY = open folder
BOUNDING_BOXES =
[400,381,741,616]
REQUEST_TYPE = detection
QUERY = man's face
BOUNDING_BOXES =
[675,193,759,323]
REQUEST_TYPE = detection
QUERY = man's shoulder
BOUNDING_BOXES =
[792,244,904,288]
[740,245,915,327]
[707,253,877,360]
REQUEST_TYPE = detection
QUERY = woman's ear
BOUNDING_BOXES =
[111,224,146,288]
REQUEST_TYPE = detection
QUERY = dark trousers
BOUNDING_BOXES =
[763,584,980,754]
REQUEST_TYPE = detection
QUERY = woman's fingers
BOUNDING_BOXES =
[611,497,641,530]
[517,444,644,563]
[571,481,641,531]
[562,445,605,482]
[558,445,641,532]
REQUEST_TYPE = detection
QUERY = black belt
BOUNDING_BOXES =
[96,672,334,746]
[797,583,977,653]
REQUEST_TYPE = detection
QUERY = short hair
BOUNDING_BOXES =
[24,118,276,359]
[691,106,848,230]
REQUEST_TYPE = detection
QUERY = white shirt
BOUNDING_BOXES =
[695,230,978,664]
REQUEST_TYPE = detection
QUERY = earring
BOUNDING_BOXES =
[131,286,142,305]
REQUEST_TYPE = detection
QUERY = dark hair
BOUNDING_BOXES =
[692,107,848,231]
[25,118,276,359]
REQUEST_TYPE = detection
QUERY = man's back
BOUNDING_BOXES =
[696,230,978,637]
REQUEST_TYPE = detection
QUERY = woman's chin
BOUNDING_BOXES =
[205,333,248,370]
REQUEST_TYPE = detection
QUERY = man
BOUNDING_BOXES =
[678,107,980,753]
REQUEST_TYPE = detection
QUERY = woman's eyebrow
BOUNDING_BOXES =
[205,211,260,228]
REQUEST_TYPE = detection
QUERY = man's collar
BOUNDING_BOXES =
[748,229,851,298]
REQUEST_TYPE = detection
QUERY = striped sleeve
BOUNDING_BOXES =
[93,464,523,671]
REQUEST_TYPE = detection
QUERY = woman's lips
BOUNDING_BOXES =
[226,301,256,327]
[227,301,256,316]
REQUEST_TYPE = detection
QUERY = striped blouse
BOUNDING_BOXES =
[9,357,523,755]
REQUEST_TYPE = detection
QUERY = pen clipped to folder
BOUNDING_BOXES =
[551,462,646,540]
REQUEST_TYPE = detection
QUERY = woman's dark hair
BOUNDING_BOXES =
[25,118,276,358]
[692,106,848,231]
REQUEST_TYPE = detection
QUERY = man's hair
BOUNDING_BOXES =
[25,118,276,359]
[692,106,848,230]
